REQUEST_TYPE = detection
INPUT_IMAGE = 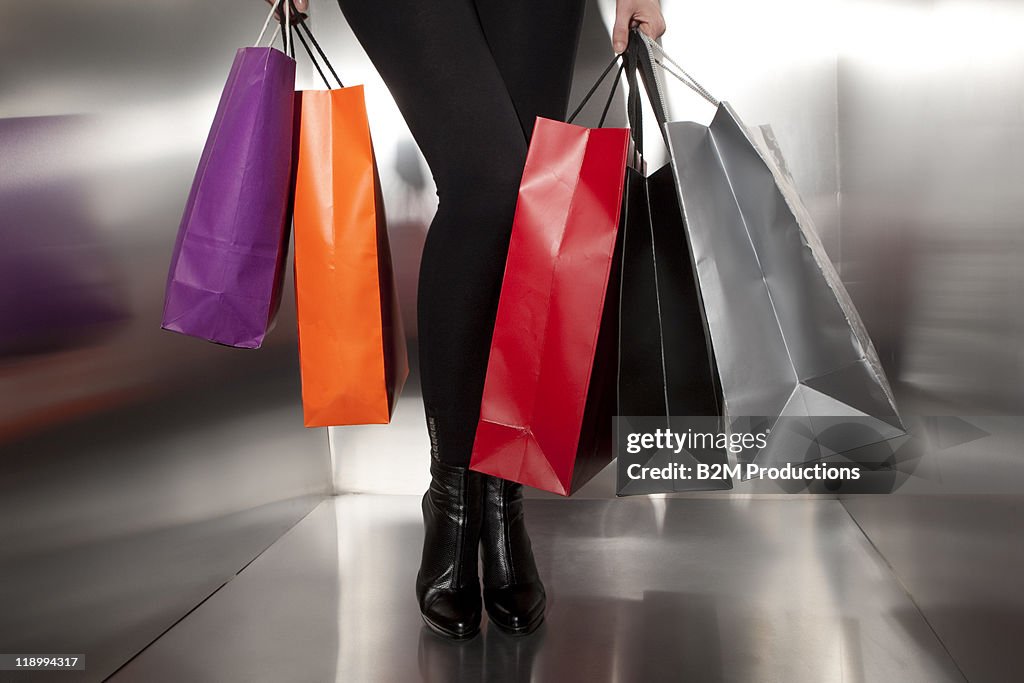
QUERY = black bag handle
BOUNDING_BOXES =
[631,30,671,128]
[567,55,626,128]
[624,45,643,165]
[285,2,345,90]
[623,28,673,159]
[566,30,690,171]
[566,31,671,168]
[278,8,294,58]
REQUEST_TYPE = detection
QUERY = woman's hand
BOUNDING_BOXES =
[612,0,666,54]
[261,0,309,24]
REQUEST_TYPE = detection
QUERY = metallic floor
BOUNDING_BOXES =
[5,390,1018,683]
[102,494,999,683]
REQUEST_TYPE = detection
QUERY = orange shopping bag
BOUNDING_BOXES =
[292,28,408,426]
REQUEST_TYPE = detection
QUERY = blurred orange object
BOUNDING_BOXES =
[293,86,408,427]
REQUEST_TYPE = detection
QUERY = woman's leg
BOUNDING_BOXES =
[337,0,585,638]
[339,0,585,468]
[338,0,523,469]
[475,0,587,140]
[469,0,587,636]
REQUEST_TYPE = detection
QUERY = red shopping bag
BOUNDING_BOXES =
[469,117,630,495]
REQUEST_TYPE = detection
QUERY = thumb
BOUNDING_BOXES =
[612,12,631,54]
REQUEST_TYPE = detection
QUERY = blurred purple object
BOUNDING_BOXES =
[0,117,128,357]
[161,47,295,349]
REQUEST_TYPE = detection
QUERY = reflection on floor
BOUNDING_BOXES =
[0,361,329,683]
[841,495,1024,683]
[112,496,975,683]
[0,497,321,683]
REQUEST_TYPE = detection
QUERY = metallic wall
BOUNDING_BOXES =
[833,5,1024,677]
[0,0,333,495]
[1,2,332,678]
[836,0,1024,412]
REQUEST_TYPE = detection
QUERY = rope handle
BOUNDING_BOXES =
[564,31,720,168]
[255,0,291,56]
[635,30,719,107]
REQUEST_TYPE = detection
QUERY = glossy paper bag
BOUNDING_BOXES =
[616,37,721,423]
[162,46,295,348]
[666,104,905,465]
[615,34,729,495]
[293,85,408,426]
[614,31,905,476]
[469,118,630,496]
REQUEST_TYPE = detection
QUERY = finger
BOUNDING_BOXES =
[638,17,667,41]
[274,3,307,25]
[654,16,667,39]
[612,9,632,53]
[287,0,309,24]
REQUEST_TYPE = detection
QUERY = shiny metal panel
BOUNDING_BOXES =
[113,495,963,682]
[841,494,1024,683]
[2,2,333,677]
[836,0,1024,409]
[0,2,335,525]
[0,497,321,683]
[0,372,328,682]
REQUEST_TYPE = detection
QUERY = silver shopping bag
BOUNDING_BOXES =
[664,102,904,465]
[633,34,905,468]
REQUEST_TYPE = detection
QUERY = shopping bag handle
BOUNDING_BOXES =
[621,29,718,163]
[635,31,719,107]
[255,0,292,56]
[566,31,717,168]
[621,29,671,164]
[564,35,668,167]
[567,55,626,128]
[289,15,345,89]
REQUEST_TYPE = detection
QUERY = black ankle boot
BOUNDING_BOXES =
[416,458,483,640]
[480,476,546,635]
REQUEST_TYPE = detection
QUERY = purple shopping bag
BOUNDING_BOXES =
[162,31,296,348]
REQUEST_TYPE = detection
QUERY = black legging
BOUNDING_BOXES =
[337,0,587,466]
